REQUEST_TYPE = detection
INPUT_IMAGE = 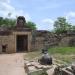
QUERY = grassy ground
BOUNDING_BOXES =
[24,47,75,64]
[24,50,42,60]
[48,47,75,54]
[48,47,75,64]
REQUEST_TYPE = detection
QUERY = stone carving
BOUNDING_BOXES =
[38,53,52,65]
[38,33,52,65]
[16,16,26,28]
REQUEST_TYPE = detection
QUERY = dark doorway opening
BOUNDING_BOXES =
[16,35,28,52]
[2,44,7,52]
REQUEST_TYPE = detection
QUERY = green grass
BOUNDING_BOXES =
[24,47,75,64]
[48,47,75,63]
[48,47,75,54]
[24,50,42,60]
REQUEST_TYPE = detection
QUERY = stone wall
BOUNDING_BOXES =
[59,36,75,46]
[0,35,16,53]
[1,29,75,53]
[31,30,75,50]
[31,30,59,50]
[32,37,44,50]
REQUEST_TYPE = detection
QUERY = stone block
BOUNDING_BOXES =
[62,68,73,75]
[66,66,73,73]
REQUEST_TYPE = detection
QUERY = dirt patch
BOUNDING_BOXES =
[0,53,27,75]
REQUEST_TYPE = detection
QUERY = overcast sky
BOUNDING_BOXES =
[0,0,75,31]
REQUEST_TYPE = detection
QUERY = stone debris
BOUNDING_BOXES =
[61,68,73,75]
[28,66,39,72]
[66,66,73,73]
[54,64,75,75]
[47,65,57,75]
[24,60,53,75]
[24,60,75,75]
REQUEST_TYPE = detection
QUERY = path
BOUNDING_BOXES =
[0,53,27,75]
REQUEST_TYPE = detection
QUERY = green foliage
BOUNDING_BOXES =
[48,47,75,54]
[0,17,37,30]
[54,17,73,34]
[28,69,48,75]
[0,17,16,27]
[71,26,75,31]
[26,21,36,30]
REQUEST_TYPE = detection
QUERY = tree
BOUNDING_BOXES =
[0,17,16,27]
[0,17,4,26]
[26,21,36,30]
[71,26,75,31]
[54,17,72,34]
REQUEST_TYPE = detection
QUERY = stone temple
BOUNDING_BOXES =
[1,16,71,53]
[0,16,32,53]
[0,16,51,53]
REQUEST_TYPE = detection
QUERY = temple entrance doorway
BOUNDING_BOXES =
[16,35,28,52]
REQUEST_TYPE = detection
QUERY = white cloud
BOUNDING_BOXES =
[0,0,31,21]
[8,10,31,21]
[42,18,54,24]
[65,11,75,25]
[66,11,75,19]
[0,0,10,3]
[41,18,54,30]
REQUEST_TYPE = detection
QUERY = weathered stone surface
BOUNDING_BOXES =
[28,66,38,72]
[33,64,43,69]
[47,68,54,75]
[66,66,73,73]
[38,53,52,65]
[71,64,75,74]
[53,65,75,75]
[24,60,53,75]
[16,16,26,28]
[47,65,56,75]
[62,68,74,75]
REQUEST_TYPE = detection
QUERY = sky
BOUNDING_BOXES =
[0,0,75,31]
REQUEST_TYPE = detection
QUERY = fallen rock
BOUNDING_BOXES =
[62,68,74,75]
[66,66,73,73]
